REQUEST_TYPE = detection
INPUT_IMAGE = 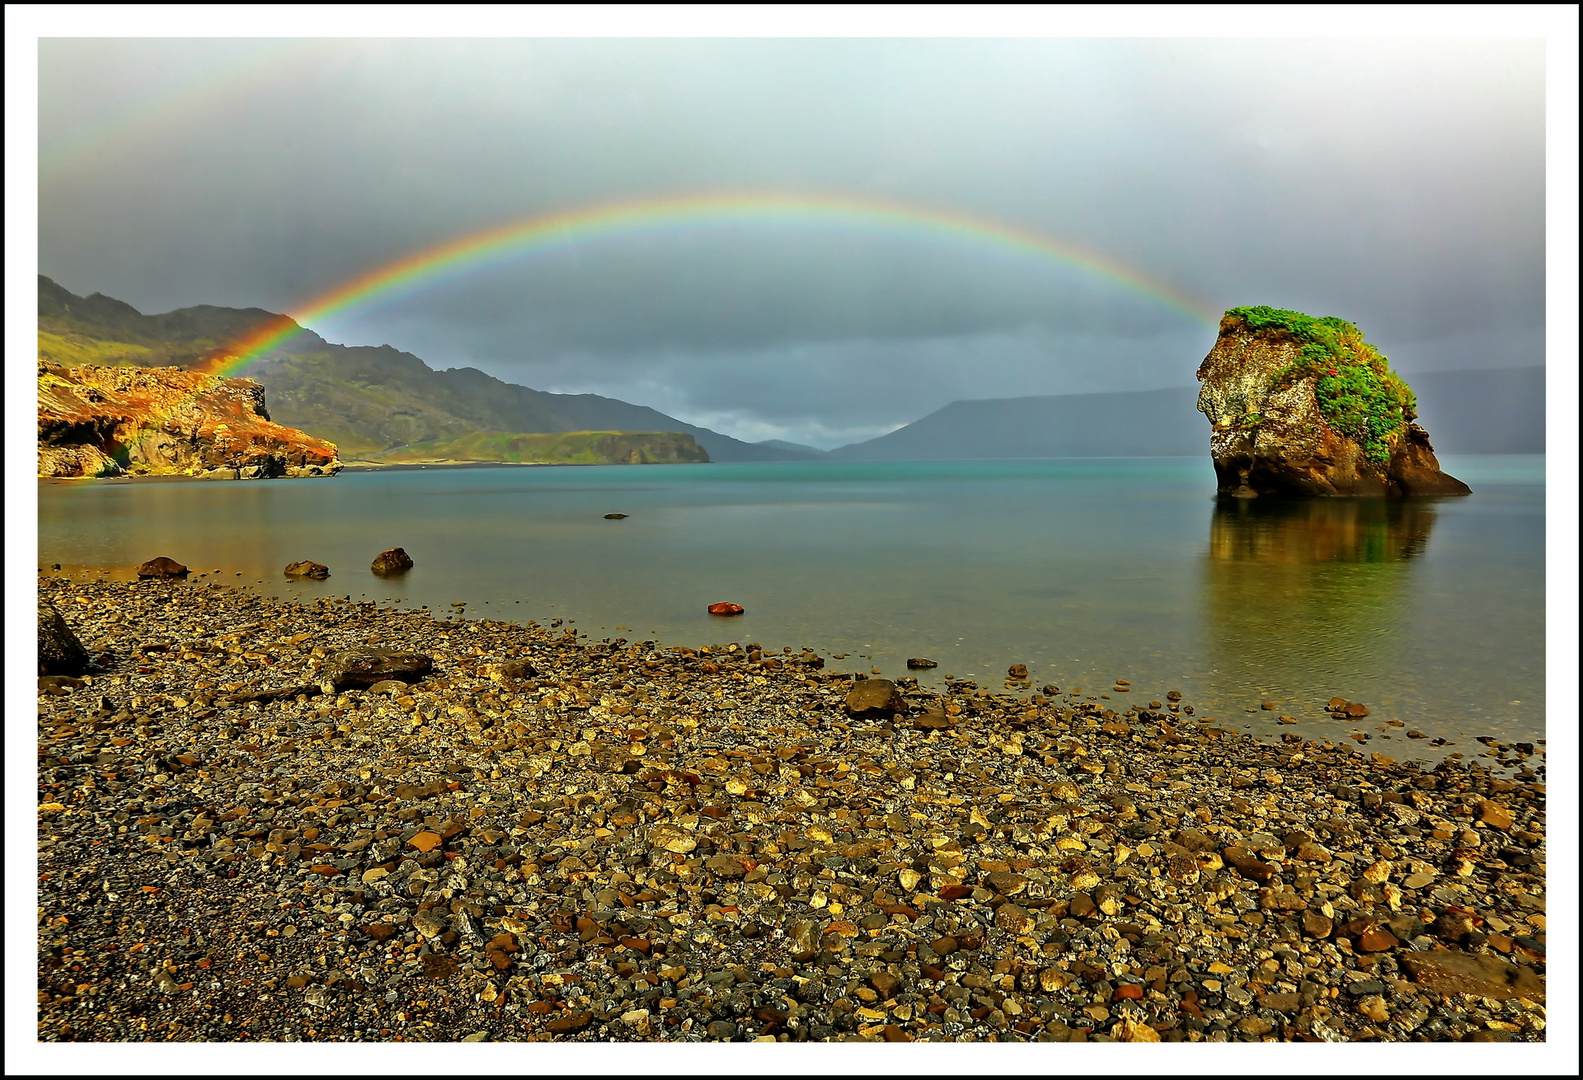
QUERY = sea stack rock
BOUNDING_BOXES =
[1196,307,1470,497]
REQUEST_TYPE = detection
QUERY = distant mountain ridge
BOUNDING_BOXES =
[831,368,1544,460]
[830,387,1205,459]
[37,276,803,463]
[755,439,828,457]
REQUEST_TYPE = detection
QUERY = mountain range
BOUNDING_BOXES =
[37,276,801,462]
[824,367,1545,459]
[39,276,1544,462]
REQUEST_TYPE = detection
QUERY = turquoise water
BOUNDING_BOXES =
[38,455,1545,755]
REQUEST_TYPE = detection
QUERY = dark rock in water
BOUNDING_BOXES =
[39,601,90,675]
[604,513,628,519]
[845,678,904,717]
[370,547,414,576]
[284,560,330,579]
[136,556,188,579]
[1007,664,1029,679]
[322,648,433,691]
[906,658,938,669]
[1196,308,1470,497]
[707,602,744,616]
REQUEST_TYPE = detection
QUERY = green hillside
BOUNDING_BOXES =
[369,430,709,465]
[36,276,799,462]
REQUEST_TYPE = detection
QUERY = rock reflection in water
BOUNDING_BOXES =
[1202,498,1441,720]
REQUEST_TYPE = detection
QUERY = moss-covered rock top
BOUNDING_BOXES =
[1224,306,1416,465]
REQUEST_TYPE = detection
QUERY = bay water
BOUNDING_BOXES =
[37,455,1545,758]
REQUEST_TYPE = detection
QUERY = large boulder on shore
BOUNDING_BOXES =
[39,601,90,675]
[844,677,905,717]
[1196,307,1470,497]
[321,648,433,691]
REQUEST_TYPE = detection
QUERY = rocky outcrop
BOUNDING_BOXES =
[1196,308,1469,497]
[38,361,341,480]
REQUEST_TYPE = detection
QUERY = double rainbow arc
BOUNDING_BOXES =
[201,191,1217,375]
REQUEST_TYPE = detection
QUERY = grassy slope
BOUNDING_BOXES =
[372,430,708,465]
[38,276,791,463]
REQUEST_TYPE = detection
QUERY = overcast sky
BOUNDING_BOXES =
[37,36,1545,447]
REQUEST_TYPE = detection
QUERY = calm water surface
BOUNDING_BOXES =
[38,456,1545,757]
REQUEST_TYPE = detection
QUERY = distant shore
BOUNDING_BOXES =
[35,574,1546,1043]
[339,459,599,471]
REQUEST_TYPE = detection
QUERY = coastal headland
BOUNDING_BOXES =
[36,575,1546,1043]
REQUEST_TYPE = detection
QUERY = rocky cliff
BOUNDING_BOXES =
[38,362,341,480]
[1196,307,1469,497]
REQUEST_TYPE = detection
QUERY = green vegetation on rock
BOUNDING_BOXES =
[1225,305,1416,465]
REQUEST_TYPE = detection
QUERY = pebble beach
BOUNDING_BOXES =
[34,574,1547,1044]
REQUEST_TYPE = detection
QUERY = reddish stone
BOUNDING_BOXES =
[1112,984,1145,1000]
[707,602,745,616]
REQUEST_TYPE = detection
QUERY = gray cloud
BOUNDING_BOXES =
[38,37,1545,446]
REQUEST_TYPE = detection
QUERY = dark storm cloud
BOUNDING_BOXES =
[37,37,1545,446]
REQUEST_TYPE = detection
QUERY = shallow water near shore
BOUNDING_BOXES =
[38,455,1544,756]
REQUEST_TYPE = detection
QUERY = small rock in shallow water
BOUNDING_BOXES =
[136,556,188,579]
[707,602,744,616]
[603,513,628,519]
[283,560,330,579]
[370,547,413,575]
[906,658,938,669]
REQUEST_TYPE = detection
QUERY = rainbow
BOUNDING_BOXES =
[201,191,1217,376]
